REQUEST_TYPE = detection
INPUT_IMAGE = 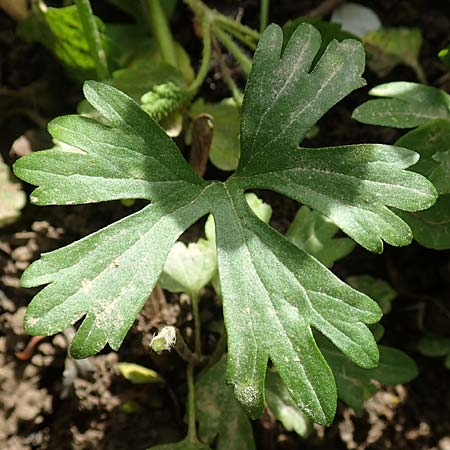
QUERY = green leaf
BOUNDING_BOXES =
[109,35,193,103]
[363,27,424,79]
[398,195,450,250]
[14,24,436,425]
[265,369,312,438]
[238,25,436,253]
[286,205,355,268]
[346,275,396,315]
[417,335,450,358]
[18,4,109,83]
[118,362,163,384]
[14,81,211,358]
[190,98,241,171]
[353,82,450,128]
[196,356,255,450]
[0,158,26,228]
[396,120,450,195]
[318,335,418,414]
[159,239,216,295]
[282,17,358,66]
[394,120,450,249]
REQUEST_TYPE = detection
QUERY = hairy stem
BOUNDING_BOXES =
[188,20,212,95]
[215,42,243,106]
[214,26,252,76]
[74,0,109,79]
[217,22,258,50]
[214,13,260,41]
[145,0,178,67]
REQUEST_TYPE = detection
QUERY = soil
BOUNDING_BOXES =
[1,1,450,449]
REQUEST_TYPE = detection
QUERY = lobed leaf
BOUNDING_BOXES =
[239,23,366,174]
[353,82,450,128]
[14,81,202,205]
[213,181,381,423]
[237,144,436,252]
[394,119,450,249]
[14,24,437,425]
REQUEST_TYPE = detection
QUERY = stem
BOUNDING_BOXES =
[190,291,202,355]
[260,0,269,32]
[74,0,109,80]
[214,26,252,76]
[413,63,427,84]
[214,14,260,41]
[186,363,199,443]
[218,22,258,50]
[183,0,206,17]
[145,0,178,67]
[215,43,243,106]
[188,20,212,95]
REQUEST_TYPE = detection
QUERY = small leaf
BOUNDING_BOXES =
[190,98,241,171]
[346,275,396,315]
[363,27,424,79]
[417,335,450,358]
[265,369,313,438]
[18,4,109,83]
[118,362,163,384]
[286,205,355,267]
[159,239,216,295]
[394,119,450,249]
[396,120,450,195]
[331,2,381,38]
[196,356,255,450]
[318,335,418,414]
[0,158,26,228]
[398,195,450,250]
[353,82,450,128]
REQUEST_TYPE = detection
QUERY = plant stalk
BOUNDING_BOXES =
[74,0,109,80]
[186,363,199,443]
[145,0,178,67]
[214,13,260,41]
[260,0,269,32]
[190,291,202,355]
[214,26,252,76]
[217,22,258,50]
[188,20,212,95]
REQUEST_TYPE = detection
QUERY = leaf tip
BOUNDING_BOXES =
[233,382,264,419]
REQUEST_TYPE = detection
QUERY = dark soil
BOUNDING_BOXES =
[1,1,450,449]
